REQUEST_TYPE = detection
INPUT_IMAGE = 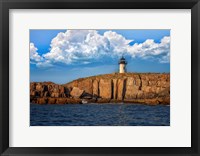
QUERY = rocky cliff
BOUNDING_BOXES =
[30,73,170,105]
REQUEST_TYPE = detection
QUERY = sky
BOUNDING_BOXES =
[30,29,170,84]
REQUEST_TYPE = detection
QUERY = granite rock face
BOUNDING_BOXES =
[30,82,70,100]
[64,73,170,105]
[30,73,170,105]
[99,79,112,99]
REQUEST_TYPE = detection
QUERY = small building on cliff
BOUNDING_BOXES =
[119,56,127,73]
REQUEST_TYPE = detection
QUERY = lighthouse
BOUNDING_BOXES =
[118,56,127,73]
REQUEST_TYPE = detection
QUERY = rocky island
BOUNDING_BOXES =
[30,72,170,105]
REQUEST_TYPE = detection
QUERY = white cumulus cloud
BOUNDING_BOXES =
[30,30,170,68]
[30,43,43,63]
[42,30,131,65]
[127,36,170,59]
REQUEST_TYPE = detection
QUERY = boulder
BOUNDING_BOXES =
[78,79,93,94]
[36,83,45,92]
[70,87,84,98]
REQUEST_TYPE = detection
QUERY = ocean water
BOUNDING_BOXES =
[30,103,170,126]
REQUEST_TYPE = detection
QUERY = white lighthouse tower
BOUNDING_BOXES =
[119,56,127,73]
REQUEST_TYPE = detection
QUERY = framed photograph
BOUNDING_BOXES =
[0,0,200,155]
[30,29,171,126]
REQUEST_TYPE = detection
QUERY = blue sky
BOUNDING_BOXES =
[30,29,170,84]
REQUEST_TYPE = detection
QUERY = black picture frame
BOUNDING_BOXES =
[0,0,200,155]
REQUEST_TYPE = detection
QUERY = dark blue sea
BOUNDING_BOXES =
[30,103,170,126]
